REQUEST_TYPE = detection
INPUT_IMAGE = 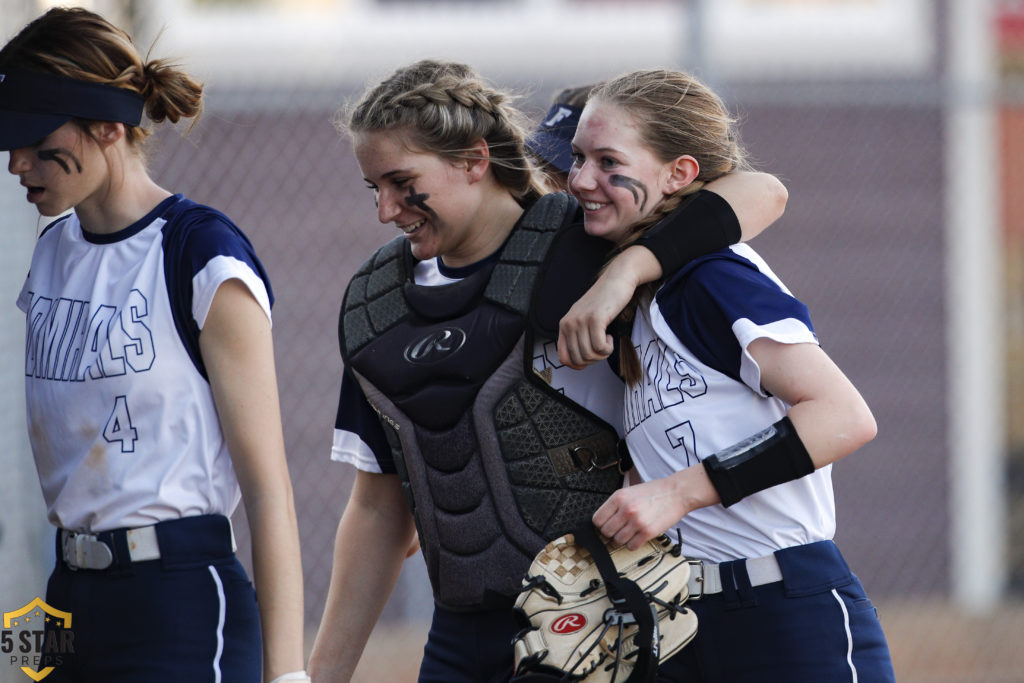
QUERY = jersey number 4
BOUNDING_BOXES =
[103,395,139,453]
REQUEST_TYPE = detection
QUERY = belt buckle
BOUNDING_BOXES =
[687,559,705,600]
[64,532,114,571]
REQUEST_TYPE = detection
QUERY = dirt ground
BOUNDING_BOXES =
[330,599,1024,682]
[879,600,1024,683]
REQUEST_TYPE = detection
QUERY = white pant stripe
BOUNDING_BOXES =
[208,564,227,683]
[831,588,858,683]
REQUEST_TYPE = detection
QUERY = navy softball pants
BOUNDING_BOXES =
[418,601,520,683]
[41,514,262,683]
[419,540,894,683]
[657,540,895,683]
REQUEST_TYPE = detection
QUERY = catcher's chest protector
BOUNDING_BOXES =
[340,193,623,609]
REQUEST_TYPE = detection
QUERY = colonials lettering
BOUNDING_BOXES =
[623,338,707,433]
[24,289,155,381]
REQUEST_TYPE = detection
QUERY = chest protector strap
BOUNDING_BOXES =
[341,193,623,609]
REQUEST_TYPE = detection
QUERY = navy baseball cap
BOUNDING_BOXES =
[527,102,583,174]
[0,68,145,151]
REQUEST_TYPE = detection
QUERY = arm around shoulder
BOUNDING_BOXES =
[703,171,788,243]
[556,246,658,369]
[557,172,788,369]
[634,170,788,278]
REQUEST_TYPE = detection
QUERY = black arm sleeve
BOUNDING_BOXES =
[634,189,742,277]
[701,416,815,507]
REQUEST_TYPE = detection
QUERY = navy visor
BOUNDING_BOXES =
[526,103,583,174]
[0,68,145,151]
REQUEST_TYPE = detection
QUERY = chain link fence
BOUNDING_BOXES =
[2,0,1022,681]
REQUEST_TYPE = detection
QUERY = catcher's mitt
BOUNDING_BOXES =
[511,525,697,683]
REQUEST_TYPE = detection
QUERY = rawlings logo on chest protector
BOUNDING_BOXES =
[403,327,467,364]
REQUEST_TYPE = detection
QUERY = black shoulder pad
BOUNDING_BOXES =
[529,216,612,339]
[339,236,410,362]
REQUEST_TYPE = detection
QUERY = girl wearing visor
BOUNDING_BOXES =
[525,84,594,192]
[0,8,307,683]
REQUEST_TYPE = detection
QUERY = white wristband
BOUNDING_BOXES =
[269,672,310,683]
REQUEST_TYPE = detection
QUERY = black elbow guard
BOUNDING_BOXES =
[701,416,815,507]
[634,190,741,276]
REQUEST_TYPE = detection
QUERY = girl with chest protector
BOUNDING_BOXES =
[310,59,788,683]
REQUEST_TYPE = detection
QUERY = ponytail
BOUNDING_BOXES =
[0,7,203,145]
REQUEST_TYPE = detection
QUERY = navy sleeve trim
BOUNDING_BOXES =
[655,251,813,382]
[336,368,395,473]
[160,197,273,380]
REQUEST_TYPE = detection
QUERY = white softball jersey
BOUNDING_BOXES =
[627,243,835,564]
[331,255,625,474]
[17,194,273,533]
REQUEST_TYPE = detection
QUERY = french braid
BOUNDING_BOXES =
[340,59,548,202]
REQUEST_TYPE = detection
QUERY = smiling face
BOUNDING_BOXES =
[354,130,494,267]
[7,121,107,217]
[567,99,682,244]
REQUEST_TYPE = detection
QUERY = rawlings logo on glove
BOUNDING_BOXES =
[511,525,698,683]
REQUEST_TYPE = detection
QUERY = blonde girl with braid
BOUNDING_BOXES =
[1,8,308,682]
[565,69,895,681]
[310,59,787,683]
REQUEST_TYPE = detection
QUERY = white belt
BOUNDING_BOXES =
[60,521,238,571]
[687,553,783,598]
[61,526,161,570]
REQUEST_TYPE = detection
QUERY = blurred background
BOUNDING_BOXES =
[0,0,1021,681]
